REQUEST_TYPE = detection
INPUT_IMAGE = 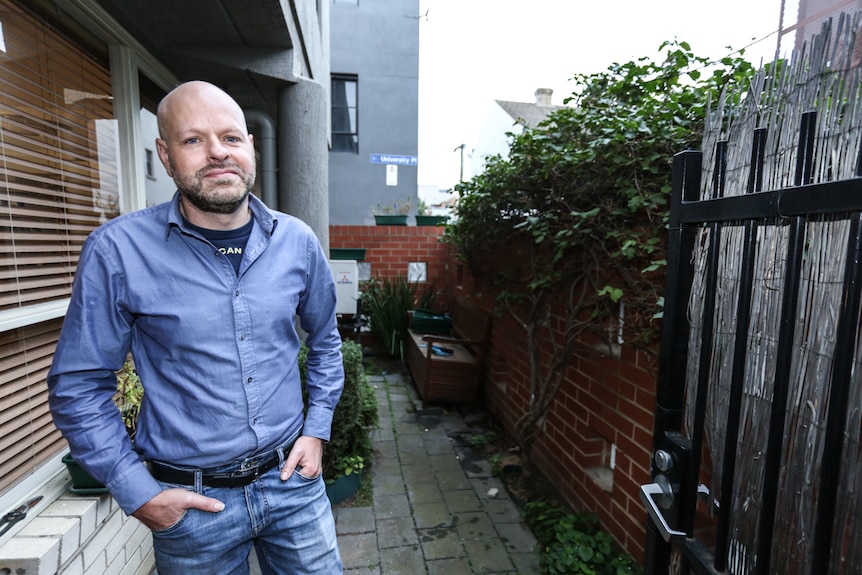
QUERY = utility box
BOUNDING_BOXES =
[329,260,359,315]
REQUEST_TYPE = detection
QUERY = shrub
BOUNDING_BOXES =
[299,339,378,480]
[525,502,641,575]
[361,276,437,359]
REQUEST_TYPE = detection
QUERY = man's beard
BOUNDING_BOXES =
[171,159,255,215]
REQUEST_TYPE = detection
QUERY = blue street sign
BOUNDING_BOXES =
[370,153,418,166]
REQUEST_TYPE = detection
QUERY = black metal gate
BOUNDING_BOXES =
[642,110,862,574]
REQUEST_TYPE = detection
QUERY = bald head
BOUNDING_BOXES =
[157,81,247,141]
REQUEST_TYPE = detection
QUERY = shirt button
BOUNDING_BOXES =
[247,377,253,384]
[235,290,240,297]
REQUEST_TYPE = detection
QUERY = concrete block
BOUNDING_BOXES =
[0,536,60,575]
[47,498,98,542]
[82,510,121,570]
[95,494,114,525]
[20,516,81,565]
[59,553,84,575]
[106,513,139,565]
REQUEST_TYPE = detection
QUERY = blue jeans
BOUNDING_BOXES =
[150,446,342,575]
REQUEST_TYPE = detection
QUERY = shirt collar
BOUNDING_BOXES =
[165,191,277,238]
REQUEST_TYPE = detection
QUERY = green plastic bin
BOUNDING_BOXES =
[410,309,452,335]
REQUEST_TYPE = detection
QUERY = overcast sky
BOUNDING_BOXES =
[417,0,787,191]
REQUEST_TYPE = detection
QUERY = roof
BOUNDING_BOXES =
[495,99,564,129]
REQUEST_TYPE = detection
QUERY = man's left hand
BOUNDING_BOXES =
[280,435,323,480]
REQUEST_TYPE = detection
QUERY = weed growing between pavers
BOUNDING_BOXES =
[354,473,373,506]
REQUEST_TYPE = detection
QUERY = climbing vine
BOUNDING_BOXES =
[445,40,757,465]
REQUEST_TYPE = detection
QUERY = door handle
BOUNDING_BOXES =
[640,482,687,543]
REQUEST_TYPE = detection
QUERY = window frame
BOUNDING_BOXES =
[331,73,359,153]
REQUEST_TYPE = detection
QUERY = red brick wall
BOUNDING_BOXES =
[332,223,658,561]
[329,224,456,300]
[479,296,657,562]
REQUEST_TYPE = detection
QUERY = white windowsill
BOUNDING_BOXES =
[0,300,70,333]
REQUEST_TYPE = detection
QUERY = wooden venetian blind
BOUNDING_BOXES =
[0,319,63,492]
[0,0,119,313]
[0,0,117,491]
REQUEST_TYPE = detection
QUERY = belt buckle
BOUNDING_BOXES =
[239,457,261,473]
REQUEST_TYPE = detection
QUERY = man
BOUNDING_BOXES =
[48,81,344,574]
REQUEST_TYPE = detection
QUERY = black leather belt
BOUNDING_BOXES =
[150,453,280,488]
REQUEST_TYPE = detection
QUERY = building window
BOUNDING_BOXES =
[332,74,358,153]
[145,148,155,179]
[0,0,118,496]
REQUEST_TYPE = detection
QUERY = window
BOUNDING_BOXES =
[145,148,155,179]
[331,74,358,153]
[0,0,117,493]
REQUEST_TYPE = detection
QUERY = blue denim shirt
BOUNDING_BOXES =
[47,193,344,515]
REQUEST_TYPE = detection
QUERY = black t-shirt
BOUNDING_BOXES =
[183,217,253,275]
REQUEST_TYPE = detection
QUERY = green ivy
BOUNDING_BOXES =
[443,41,757,465]
[445,40,756,343]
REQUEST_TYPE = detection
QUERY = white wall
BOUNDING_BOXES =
[471,102,524,178]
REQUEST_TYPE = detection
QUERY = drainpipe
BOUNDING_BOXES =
[244,109,277,208]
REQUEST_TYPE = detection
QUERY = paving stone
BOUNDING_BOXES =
[376,516,419,549]
[373,493,412,520]
[397,444,429,460]
[444,489,483,513]
[401,463,437,485]
[336,507,376,535]
[495,522,538,553]
[369,427,395,442]
[395,422,422,437]
[454,512,497,540]
[417,525,465,560]
[412,502,452,529]
[510,551,542,574]
[397,433,424,448]
[426,557,475,575]
[371,457,402,477]
[423,437,456,457]
[372,472,405,497]
[406,481,444,505]
[470,477,509,500]
[435,471,472,492]
[456,452,493,478]
[338,532,379,571]
[345,567,381,575]
[374,440,398,459]
[429,453,463,472]
[463,538,515,573]
[380,545,426,575]
[482,499,523,524]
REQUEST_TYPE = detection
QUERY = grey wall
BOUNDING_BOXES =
[329,0,420,225]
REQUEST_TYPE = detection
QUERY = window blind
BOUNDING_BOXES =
[0,0,116,492]
[1,0,118,313]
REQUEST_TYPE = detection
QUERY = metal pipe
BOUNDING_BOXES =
[244,109,277,209]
